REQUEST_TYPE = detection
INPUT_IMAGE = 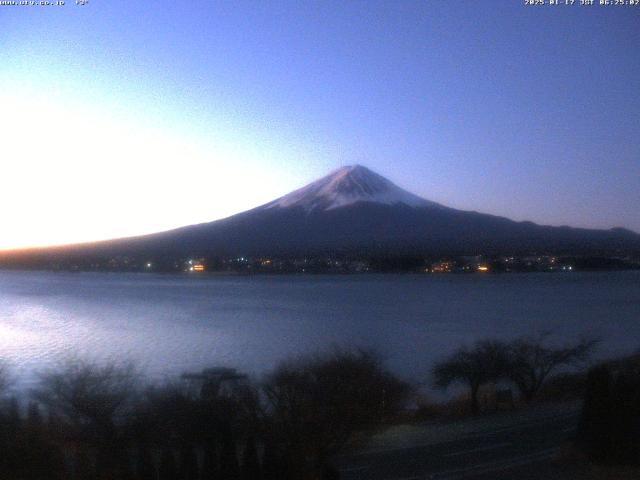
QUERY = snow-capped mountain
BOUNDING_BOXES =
[262,165,440,212]
[4,165,639,265]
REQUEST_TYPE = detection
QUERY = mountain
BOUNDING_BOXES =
[2,165,639,267]
[261,165,439,211]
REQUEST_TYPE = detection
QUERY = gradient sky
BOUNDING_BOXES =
[1,0,639,249]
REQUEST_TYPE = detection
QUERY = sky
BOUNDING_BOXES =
[1,0,639,249]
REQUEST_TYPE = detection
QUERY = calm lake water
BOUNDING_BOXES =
[1,270,639,389]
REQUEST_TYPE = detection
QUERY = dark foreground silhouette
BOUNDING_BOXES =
[0,349,410,480]
[0,341,637,480]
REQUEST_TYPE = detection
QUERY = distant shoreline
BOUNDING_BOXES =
[1,266,638,276]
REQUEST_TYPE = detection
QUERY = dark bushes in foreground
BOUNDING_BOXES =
[0,349,410,480]
[264,350,411,478]
[578,354,640,466]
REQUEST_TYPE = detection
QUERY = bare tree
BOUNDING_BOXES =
[507,335,598,402]
[433,340,509,415]
[33,360,139,429]
[130,368,261,480]
[264,348,411,479]
[32,359,139,478]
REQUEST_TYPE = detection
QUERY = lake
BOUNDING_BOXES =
[1,270,639,390]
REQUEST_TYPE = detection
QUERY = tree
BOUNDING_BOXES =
[578,355,640,465]
[506,335,597,402]
[264,348,411,479]
[0,361,10,398]
[219,422,240,480]
[34,360,138,431]
[158,448,177,480]
[241,436,261,480]
[136,445,156,480]
[178,444,198,480]
[433,340,509,415]
[33,360,139,478]
[261,440,288,480]
[201,444,220,480]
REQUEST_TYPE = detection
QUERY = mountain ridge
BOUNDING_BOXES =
[0,166,639,266]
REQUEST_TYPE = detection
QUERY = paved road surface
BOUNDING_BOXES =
[336,407,580,480]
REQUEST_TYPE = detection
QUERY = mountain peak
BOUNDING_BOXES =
[263,165,440,212]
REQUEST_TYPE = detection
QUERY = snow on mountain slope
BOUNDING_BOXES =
[263,165,441,212]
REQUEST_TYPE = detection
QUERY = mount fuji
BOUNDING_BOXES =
[2,165,639,265]
[261,165,440,212]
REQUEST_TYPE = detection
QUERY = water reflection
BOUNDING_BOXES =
[1,270,639,390]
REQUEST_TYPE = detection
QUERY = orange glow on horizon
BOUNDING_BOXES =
[0,91,304,251]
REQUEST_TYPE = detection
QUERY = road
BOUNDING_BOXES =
[336,406,580,480]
